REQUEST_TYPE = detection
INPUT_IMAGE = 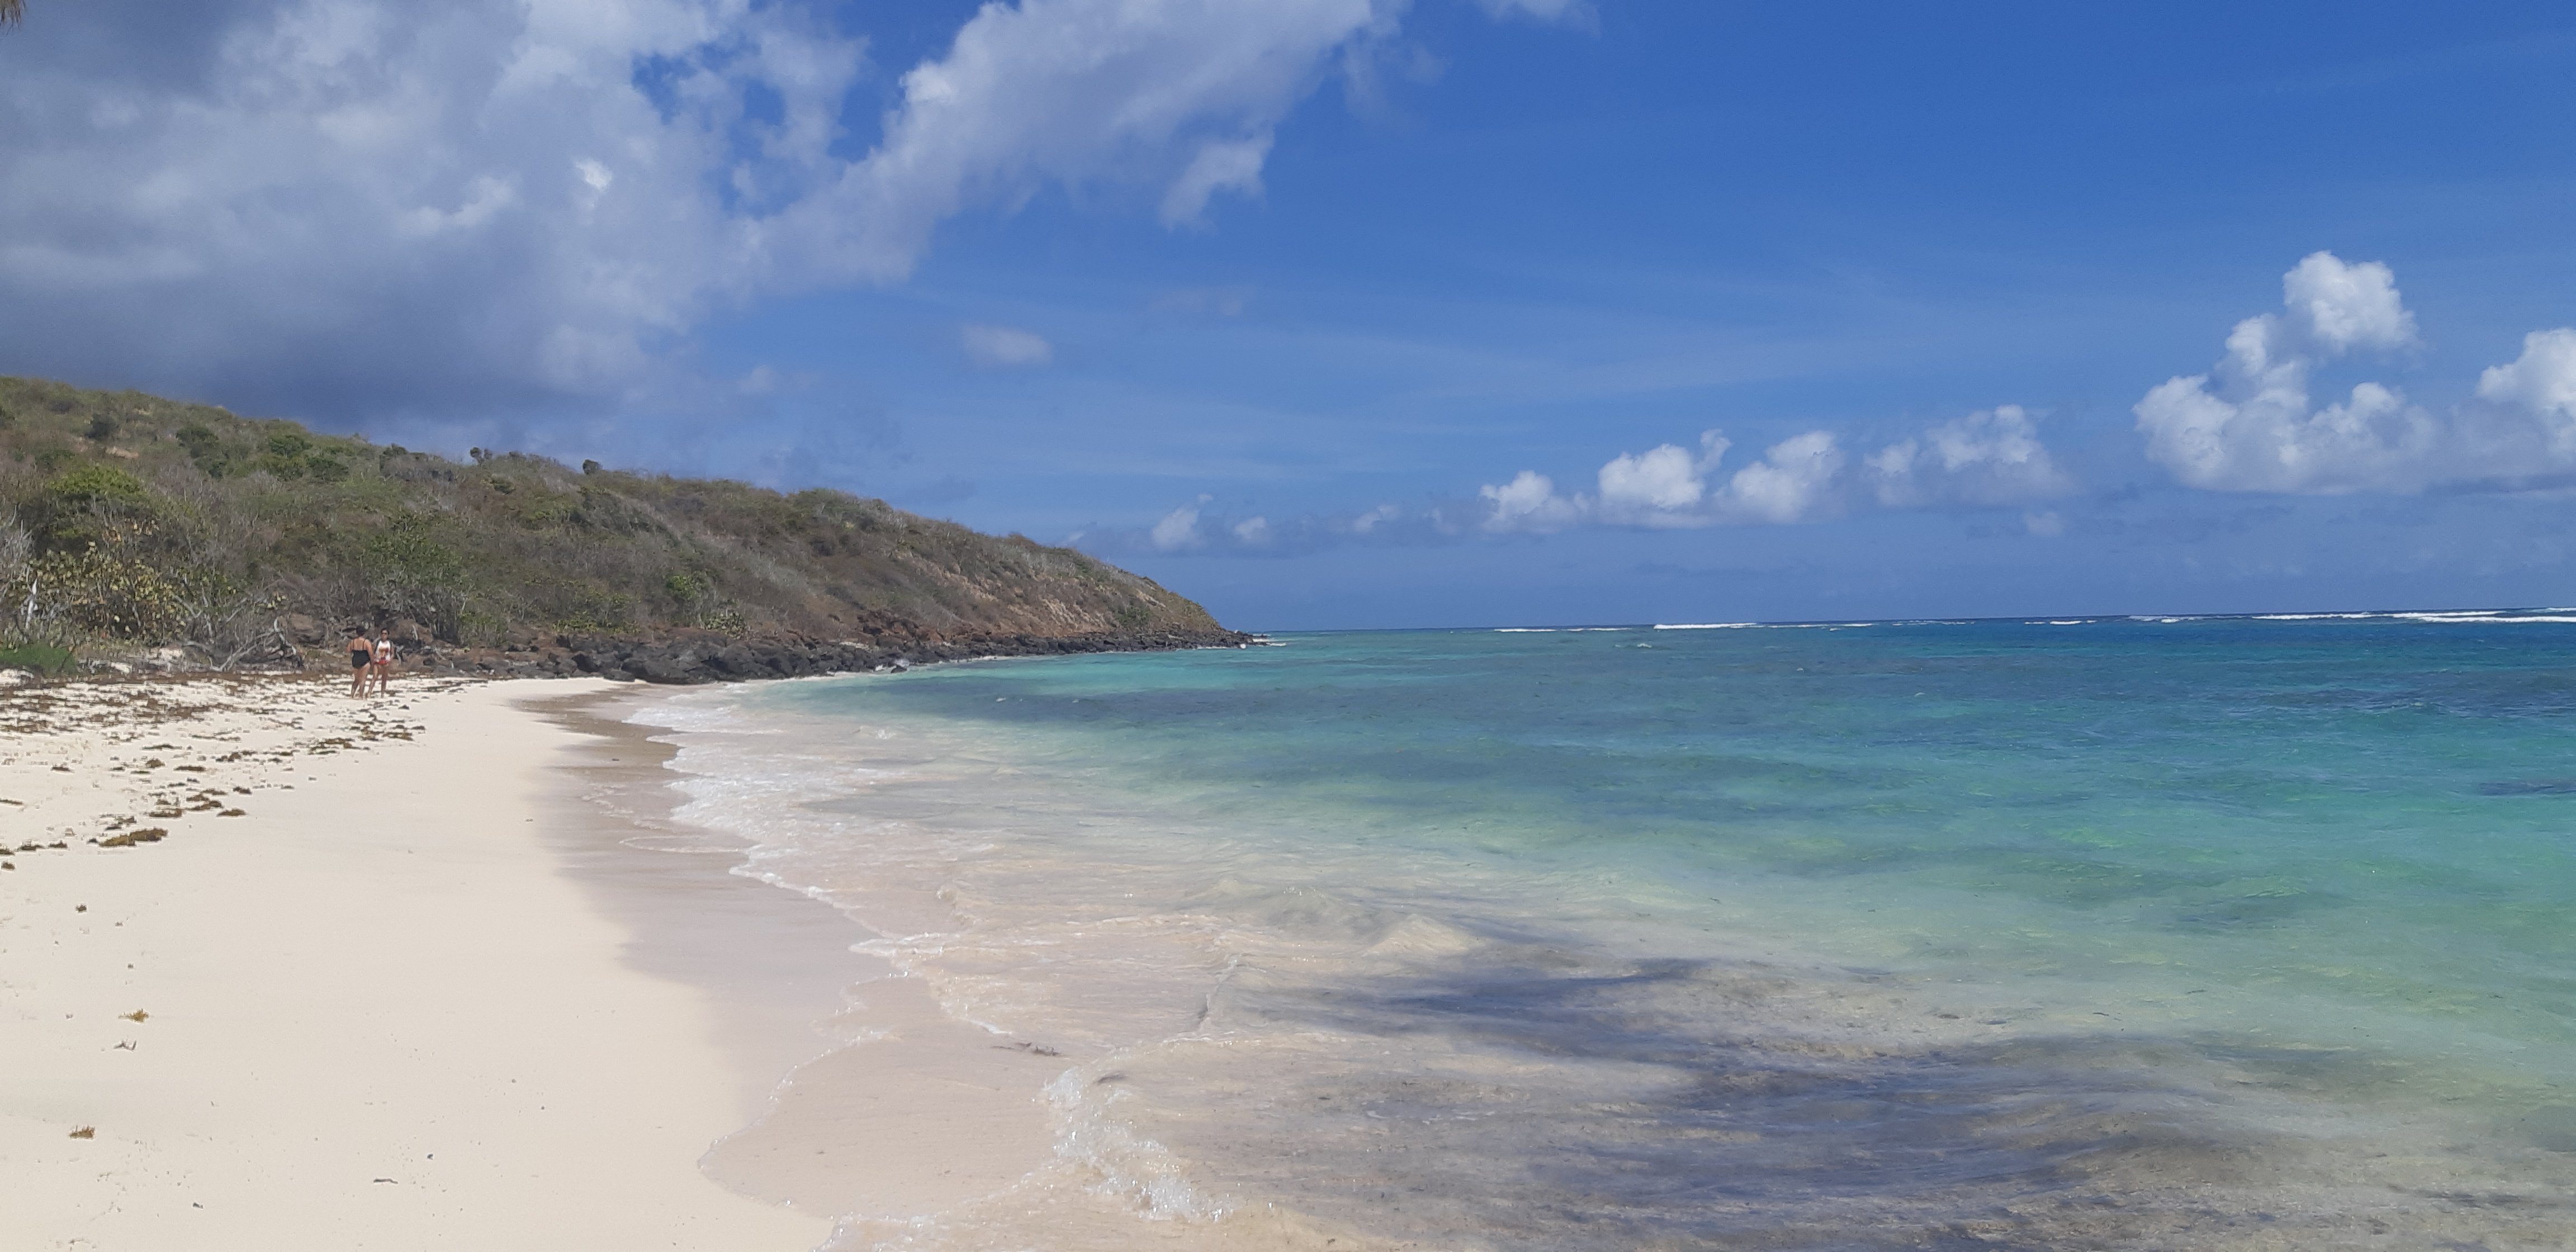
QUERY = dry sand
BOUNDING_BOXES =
[1,672,1393,1252]
[0,674,834,1251]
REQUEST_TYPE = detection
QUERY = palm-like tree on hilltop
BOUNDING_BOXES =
[0,1,22,26]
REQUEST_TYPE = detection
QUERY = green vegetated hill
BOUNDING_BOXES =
[0,376,1238,676]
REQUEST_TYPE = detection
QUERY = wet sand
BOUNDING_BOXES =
[529,692,1074,1230]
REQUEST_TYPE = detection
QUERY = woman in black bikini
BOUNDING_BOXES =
[348,628,375,697]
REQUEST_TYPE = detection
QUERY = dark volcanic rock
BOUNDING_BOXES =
[399,626,1262,685]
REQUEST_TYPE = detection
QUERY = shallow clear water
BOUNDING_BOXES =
[653,616,2576,1249]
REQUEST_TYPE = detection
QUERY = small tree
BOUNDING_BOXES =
[362,513,472,641]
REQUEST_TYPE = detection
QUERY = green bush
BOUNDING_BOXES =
[0,642,74,675]
[30,464,155,553]
[550,584,633,632]
[45,463,150,510]
[362,514,471,639]
[30,547,187,639]
[177,424,235,477]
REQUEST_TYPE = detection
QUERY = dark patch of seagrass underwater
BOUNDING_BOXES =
[1114,954,2576,1251]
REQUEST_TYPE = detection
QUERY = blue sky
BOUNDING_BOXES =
[4,2,2574,628]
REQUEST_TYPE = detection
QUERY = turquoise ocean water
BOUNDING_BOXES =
[655,614,2576,1249]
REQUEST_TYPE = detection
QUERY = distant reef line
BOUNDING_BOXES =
[0,375,1252,684]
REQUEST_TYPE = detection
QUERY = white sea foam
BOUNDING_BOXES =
[2244,609,2576,624]
[1651,620,1869,630]
[2398,612,2576,624]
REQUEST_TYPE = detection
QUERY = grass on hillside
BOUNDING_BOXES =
[0,376,1219,667]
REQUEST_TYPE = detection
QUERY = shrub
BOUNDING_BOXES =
[361,514,471,640]
[177,424,234,476]
[550,584,633,632]
[255,430,320,480]
[0,642,74,675]
[29,464,156,553]
[44,463,150,510]
[29,547,187,639]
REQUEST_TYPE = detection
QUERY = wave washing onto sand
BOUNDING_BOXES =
[636,633,2576,1251]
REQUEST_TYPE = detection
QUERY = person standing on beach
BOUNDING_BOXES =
[372,631,395,696]
[348,628,373,697]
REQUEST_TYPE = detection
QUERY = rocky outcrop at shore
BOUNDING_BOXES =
[36,615,1263,686]
[391,626,1263,685]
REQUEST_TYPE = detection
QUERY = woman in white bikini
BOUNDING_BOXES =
[371,632,395,695]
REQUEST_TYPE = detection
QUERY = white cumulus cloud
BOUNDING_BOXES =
[779,0,1400,283]
[1865,405,2074,508]
[2136,253,2576,494]
[1479,470,1588,533]
[1161,134,1276,227]
[2474,329,2576,456]
[0,0,832,410]
[1481,409,2067,535]
[1597,430,1729,524]
[2134,252,2436,494]
[1150,502,1205,551]
[1347,503,1400,533]
[2282,249,2417,354]
[1481,429,1852,532]
[1723,430,1846,525]
[0,0,1546,418]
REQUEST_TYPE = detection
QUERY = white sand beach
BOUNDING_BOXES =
[0,675,834,1251]
[1,672,1411,1252]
